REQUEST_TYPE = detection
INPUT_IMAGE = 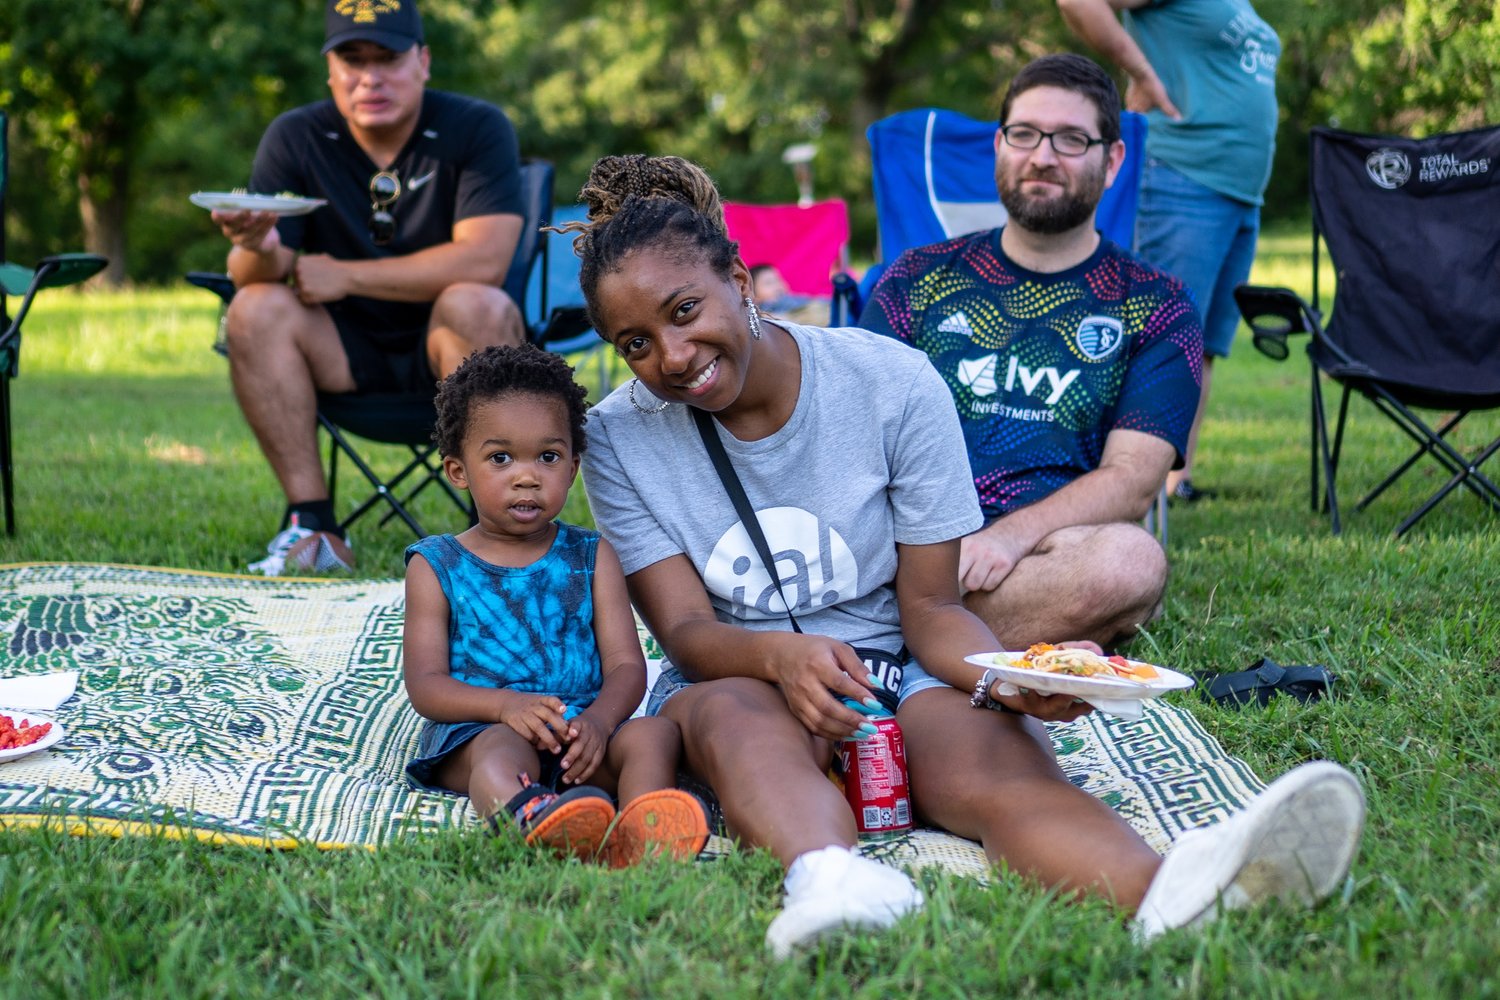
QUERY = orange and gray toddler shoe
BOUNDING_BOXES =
[504,774,616,861]
[599,788,710,869]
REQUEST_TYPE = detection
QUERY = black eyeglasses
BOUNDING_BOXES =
[999,125,1108,157]
[369,170,401,246]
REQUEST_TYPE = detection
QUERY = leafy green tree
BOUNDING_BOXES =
[5,0,1495,282]
[0,0,322,284]
[475,0,1071,258]
[1251,0,1498,215]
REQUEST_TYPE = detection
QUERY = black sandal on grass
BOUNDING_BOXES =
[1195,657,1336,708]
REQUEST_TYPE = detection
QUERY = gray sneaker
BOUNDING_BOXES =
[1134,760,1366,941]
[249,515,354,576]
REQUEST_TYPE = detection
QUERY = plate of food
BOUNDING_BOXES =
[0,712,64,763]
[189,191,327,215]
[965,643,1194,703]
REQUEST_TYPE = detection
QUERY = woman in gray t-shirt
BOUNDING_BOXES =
[563,153,1364,957]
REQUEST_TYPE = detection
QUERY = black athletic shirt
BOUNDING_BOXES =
[248,89,523,335]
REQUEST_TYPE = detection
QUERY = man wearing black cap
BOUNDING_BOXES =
[213,0,525,575]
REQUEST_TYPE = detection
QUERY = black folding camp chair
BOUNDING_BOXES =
[187,159,579,541]
[1235,124,1500,536]
[0,110,108,535]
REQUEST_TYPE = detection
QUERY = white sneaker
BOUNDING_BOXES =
[764,845,924,959]
[1134,760,1366,941]
[248,515,354,576]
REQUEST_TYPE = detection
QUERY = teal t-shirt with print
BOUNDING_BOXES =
[1125,0,1281,205]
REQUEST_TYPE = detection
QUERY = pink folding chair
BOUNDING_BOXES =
[723,199,851,323]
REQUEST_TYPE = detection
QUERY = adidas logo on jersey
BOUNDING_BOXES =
[938,312,976,337]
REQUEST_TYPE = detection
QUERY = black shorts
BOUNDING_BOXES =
[331,309,437,394]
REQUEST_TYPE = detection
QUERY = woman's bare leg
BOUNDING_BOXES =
[662,677,855,866]
[900,686,1161,909]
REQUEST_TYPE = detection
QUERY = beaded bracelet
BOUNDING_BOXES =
[969,667,1017,713]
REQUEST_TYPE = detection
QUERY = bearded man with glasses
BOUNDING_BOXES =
[859,54,1203,650]
[211,0,525,574]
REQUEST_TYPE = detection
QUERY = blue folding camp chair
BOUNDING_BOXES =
[849,107,1167,541]
[525,203,613,392]
[852,107,1147,310]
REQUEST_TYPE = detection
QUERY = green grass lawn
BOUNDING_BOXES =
[1,227,1497,996]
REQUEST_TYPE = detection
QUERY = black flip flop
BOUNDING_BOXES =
[1195,657,1337,708]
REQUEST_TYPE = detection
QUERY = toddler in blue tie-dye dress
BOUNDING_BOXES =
[402,345,706,866]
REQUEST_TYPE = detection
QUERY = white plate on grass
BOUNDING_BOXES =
[189,192,326,215]
[0,713,64,763]
[965,652,1193,704]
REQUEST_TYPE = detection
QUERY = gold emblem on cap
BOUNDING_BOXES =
[335,0,401,24]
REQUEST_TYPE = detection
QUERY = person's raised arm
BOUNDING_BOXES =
[222,115,305,288]
[1056,0,1182,119]
[288,211,523,305]
[624,554,880,742]
[959,428,1174,594]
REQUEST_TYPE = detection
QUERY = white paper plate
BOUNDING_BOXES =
[964,652,1194,702]
[189,192,326,215]
[0,713,64,763]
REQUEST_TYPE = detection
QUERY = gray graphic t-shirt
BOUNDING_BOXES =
[582,322,982,658]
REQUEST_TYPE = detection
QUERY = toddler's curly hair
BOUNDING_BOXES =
[433,345,589,458]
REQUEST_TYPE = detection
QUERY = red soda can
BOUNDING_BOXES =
[837,715,912,838]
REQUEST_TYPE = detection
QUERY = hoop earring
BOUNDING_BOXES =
[745,297,763,340]
[628,378,669,415]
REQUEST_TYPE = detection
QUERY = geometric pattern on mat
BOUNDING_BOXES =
[0,564,1264,875]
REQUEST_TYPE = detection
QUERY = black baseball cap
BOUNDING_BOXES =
[322,0,424,54]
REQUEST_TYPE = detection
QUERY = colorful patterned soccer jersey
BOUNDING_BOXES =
[860,230,1203,518]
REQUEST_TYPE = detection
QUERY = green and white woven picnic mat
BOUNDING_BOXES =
[0,563,1264,876]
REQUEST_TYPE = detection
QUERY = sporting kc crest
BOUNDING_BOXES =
[1076,315,1123,360]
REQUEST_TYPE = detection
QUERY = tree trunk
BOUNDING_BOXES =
[845,0,944,174]
[74,96,136,287]
[77,167,129,287]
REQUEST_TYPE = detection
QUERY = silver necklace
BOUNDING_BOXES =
[628,378,670,414]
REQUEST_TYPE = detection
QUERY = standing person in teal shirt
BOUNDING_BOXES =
[1059,0,1281,501]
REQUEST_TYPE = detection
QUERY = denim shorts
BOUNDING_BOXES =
[644,656,955,717]
[405,720,566,793]
[1134,158,1261,359]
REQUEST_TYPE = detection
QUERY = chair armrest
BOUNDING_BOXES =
[535,306,594,348]
[1232,283,1322,361]
[185,271,238,305]
[2,254,110,350]
[830,272,861,327]
[3,254,107,297]
[34,254,108,290]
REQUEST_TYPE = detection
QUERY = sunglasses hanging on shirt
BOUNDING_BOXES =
[368,170,401,246]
